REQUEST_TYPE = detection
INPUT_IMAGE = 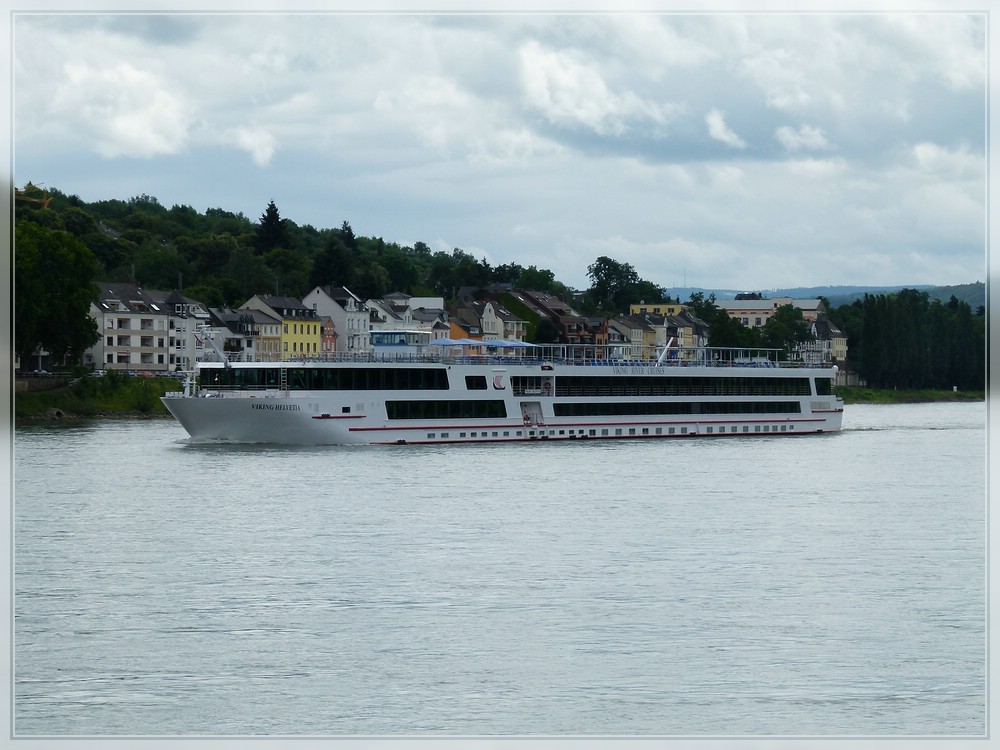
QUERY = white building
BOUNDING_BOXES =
[302,285,369,352]
[84,283,210,373]
[716,296,826,328]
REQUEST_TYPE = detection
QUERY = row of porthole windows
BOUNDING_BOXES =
[424,423,796,439]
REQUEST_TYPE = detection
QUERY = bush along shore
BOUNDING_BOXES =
[14,371,183,423]
[834,386,984,404]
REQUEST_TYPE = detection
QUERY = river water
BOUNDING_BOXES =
[11,402,987,739]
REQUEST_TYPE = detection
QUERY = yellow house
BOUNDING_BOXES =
[241,295,322,359]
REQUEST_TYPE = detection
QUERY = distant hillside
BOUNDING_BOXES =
[824,282,984,310]
[665,283,985,310]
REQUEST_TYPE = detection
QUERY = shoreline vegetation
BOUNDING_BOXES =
[12,374,985,424]
[833,386,984,405]
[14,373,182,423]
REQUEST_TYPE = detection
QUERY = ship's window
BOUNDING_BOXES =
[385,400,507,420]
[553,375,810,398]
[428,433,436,439]
[465,375,488,390]
[341,406,350,413]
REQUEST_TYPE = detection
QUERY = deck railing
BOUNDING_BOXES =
[194,344,829,370]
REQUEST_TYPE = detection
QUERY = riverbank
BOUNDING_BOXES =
[13,373,181,424]
[834,386,985,404]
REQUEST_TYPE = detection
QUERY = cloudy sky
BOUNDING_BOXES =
[10,5,989,293]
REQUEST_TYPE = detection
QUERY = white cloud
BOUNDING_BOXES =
[885,14,985,91]
[51,62,190,158]
[912,142,982,177]
[705,109,746,149]
[775,124,831,152]
[518,40,674,137]
[229,125,277,167]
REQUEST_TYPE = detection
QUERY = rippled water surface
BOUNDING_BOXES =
[13,402,986,736]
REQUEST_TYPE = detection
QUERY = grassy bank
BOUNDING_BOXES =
[835,386,985,404]
[14,371,183,422]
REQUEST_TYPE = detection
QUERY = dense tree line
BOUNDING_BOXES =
[13,187,986,391]
[828,290,985,391]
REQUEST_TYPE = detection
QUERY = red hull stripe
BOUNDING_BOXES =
[349,416,827,433]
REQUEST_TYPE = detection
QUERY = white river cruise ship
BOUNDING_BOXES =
[161,341,844,445]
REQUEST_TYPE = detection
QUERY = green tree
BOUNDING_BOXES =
[585,256,663,314]
[586,256,639,313]
[255,200,289,254]
[133,242,189,290]
[492,262,524,284]
[533,317,560,344]
[760,304,813,358]
[354,262,391,300]
[338,221,358,252]
[264,247,310,297]
[14,221,100,366]
[176,233,239,279]
[516,265,556,292]
[310,235,354,289]
[61,207,98,237]
[225,245,273,300]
